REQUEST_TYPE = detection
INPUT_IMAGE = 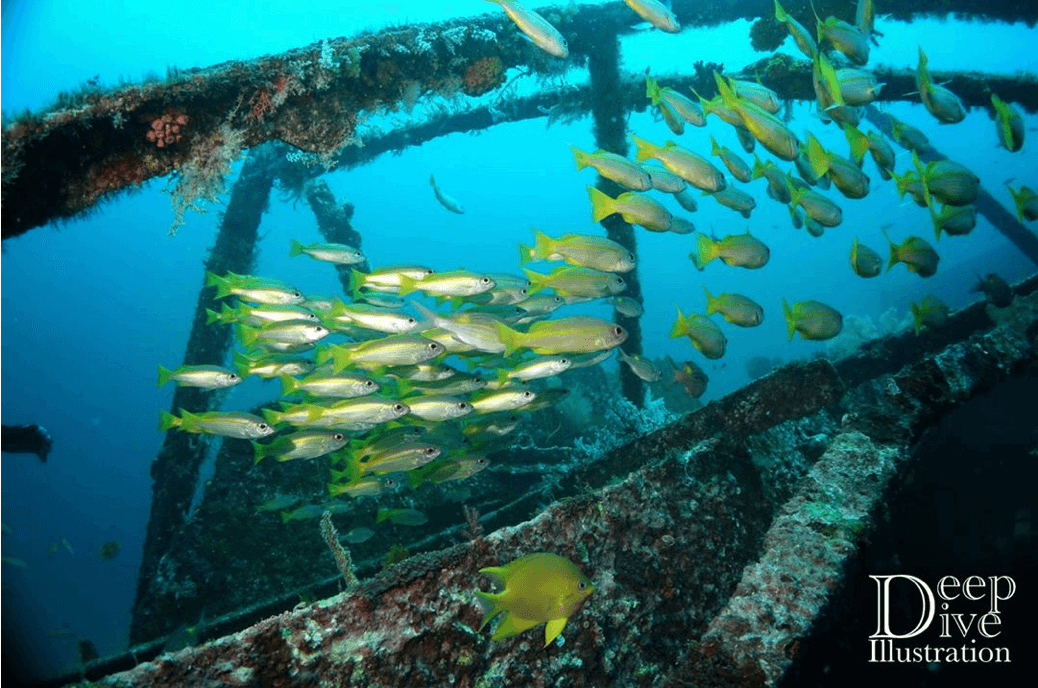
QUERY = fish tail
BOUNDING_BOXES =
[280,375,300,396]
[497,323,524,357]
[710,135,721,158]
[773,0,789,23]
[349,268,367,300]
[376,507,391,524]
[205,271,232,299]
[782,299,797,341]
[669,307,688,338]
[289,239,305,257]
[204,307,223,325]
[158,411,180,431]
[702,286,718,315]
[521,268,545,295]
[713,71,738,111]
[910,302,923,335]
[533,228,552,262]
[157,365,172,388]
[586,185,616,223]
[232,351,252,378]
[805,133,829,178]
[238,324,259,347]
[261,408,283,427]
[629,135,656,162]
[398,275,418,297]
[645,74,661,105]
[689,234,716,271]
[518,241,535,266]
[1007,185,1026,223]
[252,441,269,465]
[570,144,590,170]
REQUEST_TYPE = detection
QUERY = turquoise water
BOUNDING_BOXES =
[2,1,1036,681]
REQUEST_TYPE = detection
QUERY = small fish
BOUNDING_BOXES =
[234,352,314,379]
[753,155,791,203]
[429,175,465,214]
[289,398,410,430]
[497,317,628,356]
[61,538,75,555]
[714,73,799,162]
[631,135,726,192]
[971,274,1013,308]
[774,0,817,59]
[205,271,304,306]
[476,552,594,646]
[586,186,672,232]
[865,130,895,180]
[498,356,572,384]
[667,357,708,397]
[610,296,643,317]
[523,266,626,299]
[340,527,375,544]
[328,476,398,499]
[850,238,882,278]
[624,0,680,32]
[409,455,490,488]
[570,145,652,191]
[708,184,756,218]
[835,68,884,106]
[817,14,869,66]
[645,75,704,126]
[238,320,329,347]
[98,540,120,561]
[889,116,930,152]
[157,364,241,390]
[484,0,568,58]
[916,47,965,124]
[730,79,782,115]
[689,231,770,271]
[470,388,538,414]
[349,265,434,298]
[703,287,763,327]
[673,188,699,212]
[2,557,28,567]
[928,201,977,241]
[325,301,419,334]
[321,335,445,372]
[520,229,635,273]
[403,395,473,422]
[911,296,950,335]
[399,270,495,298]
[991,95,1024,152]
[159,410,274,439]
[669,308,727,359]
[709,136,752,183]
[884,231,940,277]
[376,507,429,527]
[617,349,662,382]
[256,493,303,513]
[280,504,331,523]
[786,173,843,227]
[290,239,365,265]
[912,153,978,207]
[805,134,870,200]
[643,165,687,194]
[253,429,348,464]
[1007,184,1038,222]
[783,299,843,341]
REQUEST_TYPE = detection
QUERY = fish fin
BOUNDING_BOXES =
[289,239,305,257]
[349,269,367,300]
[586,185,615,223]
[491,612,541,641]
[702,286,718,315]
[782,298,797,341]
[532,227,552,262]
[158,411,179,431]
[252,441,268,465]
[157,365,172,387]
[544,618,568,647]
[398,275,418,297]
[205,272,231,299]
[570,144,589,170]
[669,307,688,338]
[910,302,923,335]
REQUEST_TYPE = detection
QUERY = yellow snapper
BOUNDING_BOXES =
[399,270,495,298]
[816,14,869,66]
[624,0,680,32]
[991,95,1024,152]
[293,398,411,430]
[646,75,705,126]
[325,301,419,334]
[497,316,628,356]
[916,47,965,124]
[786,174,843,227]
[429,174,465,214]
[402,395,473,422]
[206,271,304,306]
[349,265,434,298]
[570,144,652,191]
[836,68,884,106]
[238,320,329,347]
[884,231,940,277]
[484,0,568,58]
[911,296,949,335]
[928,201,977,241]
[1007,184,1038,222]
[730,79,782,114]
[520,228,635,273]
[157,364,241,389]
[644,165,687,194]
[631,135,726,192]
[587,185,672,232]
[159,410,274,439]
[289,239,365,265]
[805,133,870,200]
[850,238,882,278]
[498,356,572,384]
[753,155,792,203]
[708,183,756,218]
[783,299,843,341]
[669,308,727,359]
[912,153,979,207]
[865,130,895,180]
[714,72,799,162]
[703,287,763,327]
[252,429,348,464]
[234,352,314,378]
[709,135,752,183]
[476,552,593,646]
[523,266,626,298]
[280,372,379,399]
[470,388,538,414]
[689,231,770,271]
[774,0,817,59]
[616,349,662,382]
[321,334,445,372]
[376,507,429,527]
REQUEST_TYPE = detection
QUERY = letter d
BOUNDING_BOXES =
[870,574,934,639]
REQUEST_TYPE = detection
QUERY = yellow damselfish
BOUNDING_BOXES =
[476,552,593,646]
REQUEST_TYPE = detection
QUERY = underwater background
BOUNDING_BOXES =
[2,0,1037,684]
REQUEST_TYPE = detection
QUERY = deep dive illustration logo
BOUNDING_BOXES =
[869,575,1015,663]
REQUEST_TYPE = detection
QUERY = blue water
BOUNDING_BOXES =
[2,1,1036,680]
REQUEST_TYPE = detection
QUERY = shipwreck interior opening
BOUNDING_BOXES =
[2,1,1037,686]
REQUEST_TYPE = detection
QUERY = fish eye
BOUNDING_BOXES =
[334,433,344,441]
[523,391,534,399]
[425,447,438,455]
[616,277,625,285]
[292,291,302,298]
[477,458,487,465]
[259,423,270,431]
[307,313,318,320]
[560,359,570,366]
[628,253,635,261]
[614,327,624,336]
[394,404,406,412]
[578,581,587,591]
[229,374,241,380]
[458,402,470,410]
[407,317,416,324]
[365,380,376,387]
[481,276,491,284]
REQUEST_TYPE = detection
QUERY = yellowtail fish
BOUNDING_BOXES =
[912,152,979,207]
[321,334,445,372]
[991,95,1024,152]
[476,553,593,646]
[586,185,672,232]
[616,349,662,382]
[714,72,799,161]
[239,320,329,347]
[498,356,572,384]
[971,273,1013,308]
[157,364,241,389]
[667,356,708,398]
[631,135,726,192]
[774,0,817,59]
[928,201,976,241]
[523,266,626,298]
[256,493,303,514]
[703,287,763,327]
[850,238,882,278]
[730,79,782,114]
[816,11,869,65]
[287,398,410,430]
[811,51,845,113]
[253,429,348,464]
[413,305,509,354]
[856,0,878,41]
[377,507,429,527]
[644,165,687,194]
[341,527,375,544]
[399,269,495,298]
[570,144,652,191]
[911,296,949,335]
[361,444,442,475]
[465,274,531,307]
[916,47,965,124]
[484,0,568,58]
[753,155,792,203]
[805,133,870,200]
[624,0,680,32]
[206,271,304,306]
[889,116,929,152]
[289,239,365,264]
[429,174,465,214]
[470,388,538,414]
[402,395,473,422]
[884,231,940,277]
[325,301,419,334]
[786,173,843,227]
[865,130,895,180]
[234,352,313,378]
[610,296,643,317]
[709,135,752,183]
[783,299,843,341]
[520,228,635,273]
[159,410,274,439]
[349,265,434,298]
[836,68,883,106]
[669,308,727,359]
[328,476,398,499]
[409,455,490,488]
[841,124,871,166]
[689,231,770,271]
[708,184,756,218]
[207,302,319,327]
[497,316,627,356]
[673,187,699,212]
[646,75,704,126]
[1007,184,1038,222]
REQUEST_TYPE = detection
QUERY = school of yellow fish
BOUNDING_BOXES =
[155,0,1032,644]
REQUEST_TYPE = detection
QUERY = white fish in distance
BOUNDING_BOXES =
[483,0,569,58]
[429,175,465,214]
